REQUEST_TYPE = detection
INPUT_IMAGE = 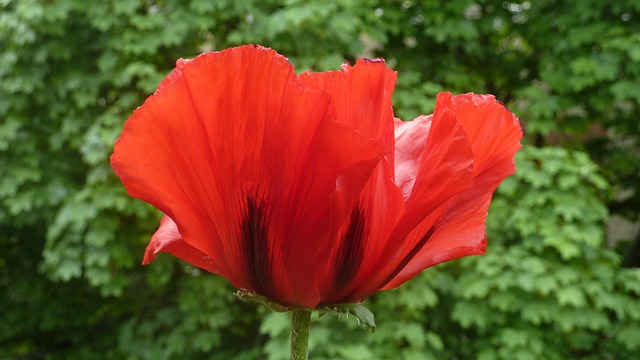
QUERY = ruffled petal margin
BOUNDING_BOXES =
[298,58,397,154]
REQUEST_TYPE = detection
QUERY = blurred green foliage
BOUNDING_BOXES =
[1,0,639,359]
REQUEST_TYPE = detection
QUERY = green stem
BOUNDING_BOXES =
[290,310,312,360]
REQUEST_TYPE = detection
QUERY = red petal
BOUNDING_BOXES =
[299,58,397,155]
[279,118,387,306]
[298,60,407,303]
[439,92,522,180]
[393,115,431,200]
[111,45,386,307]
[301,59,399,223]
[347,93,477,299]
[382,93,522,289]
[144,215,221,274]
[320,160,405,304]
[393,94,475,238]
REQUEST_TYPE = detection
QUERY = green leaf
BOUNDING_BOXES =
[557,286,587,308]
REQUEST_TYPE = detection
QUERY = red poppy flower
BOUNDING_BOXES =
[111,45,522,309]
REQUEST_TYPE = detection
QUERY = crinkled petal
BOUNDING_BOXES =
[356,93,477,297]
[389,94,476,241]
[383,92,522,289]
[439,92,523,177]
[298,58,397,150]
[299,59,406,304]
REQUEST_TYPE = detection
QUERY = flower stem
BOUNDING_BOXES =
[290,309,312,360]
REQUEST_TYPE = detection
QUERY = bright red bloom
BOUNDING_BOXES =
[111,45,522,308]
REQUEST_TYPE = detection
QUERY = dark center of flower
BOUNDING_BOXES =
[240,193,273,296]
[381,226,436,287]
[333,203,368,289]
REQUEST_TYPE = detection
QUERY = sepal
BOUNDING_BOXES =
[235,290,376,332]
[235,290,293,312]
[317,303,376,332]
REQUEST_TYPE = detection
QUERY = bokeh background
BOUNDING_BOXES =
[1,0,639,359]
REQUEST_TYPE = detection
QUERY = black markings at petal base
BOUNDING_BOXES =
[241,193,273,296]
[334,204,367,289]
[381,226,436,288]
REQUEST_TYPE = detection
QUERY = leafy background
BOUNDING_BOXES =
[1,0,639,359]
